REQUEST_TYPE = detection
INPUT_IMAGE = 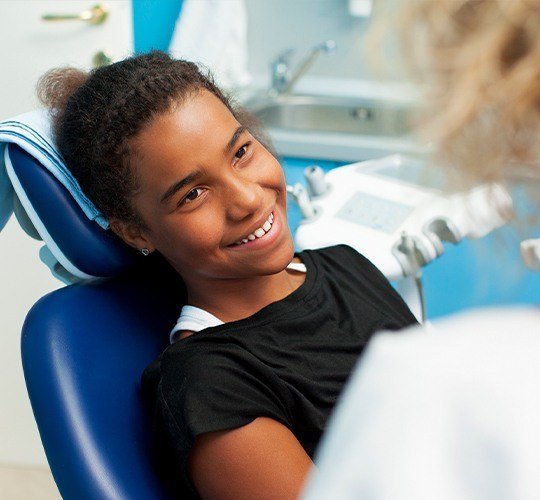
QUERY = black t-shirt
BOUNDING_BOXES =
[141,244,418,498]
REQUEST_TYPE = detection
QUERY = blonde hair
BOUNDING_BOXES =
[369,0,540,188]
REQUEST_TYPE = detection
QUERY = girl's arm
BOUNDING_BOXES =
[187,416,315,499]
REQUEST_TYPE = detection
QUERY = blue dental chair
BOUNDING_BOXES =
[5,143,184,499]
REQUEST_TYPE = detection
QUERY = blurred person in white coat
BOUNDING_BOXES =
[301,1,540,499]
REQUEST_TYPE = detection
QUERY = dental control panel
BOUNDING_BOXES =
[290,155,513,282]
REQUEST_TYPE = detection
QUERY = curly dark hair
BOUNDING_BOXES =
[37,50,273,231]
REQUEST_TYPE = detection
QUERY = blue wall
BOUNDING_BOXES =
[131,2,539,319]
[132,0,183,53]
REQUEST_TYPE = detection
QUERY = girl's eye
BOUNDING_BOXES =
[234,143,249,161]
[179,187,204,207]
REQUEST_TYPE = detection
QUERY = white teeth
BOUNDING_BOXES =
[233,212,274,245]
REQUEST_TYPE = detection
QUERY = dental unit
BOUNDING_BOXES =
[287,155,514,323]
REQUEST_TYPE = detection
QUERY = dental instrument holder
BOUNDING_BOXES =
[292,155,514,324]
[287,182,317,220]
[393,232,427,323]
[304,165,329,198]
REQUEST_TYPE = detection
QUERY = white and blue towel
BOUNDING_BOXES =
[0,109,109,232]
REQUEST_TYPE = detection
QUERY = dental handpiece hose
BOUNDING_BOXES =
[399,232,426,324]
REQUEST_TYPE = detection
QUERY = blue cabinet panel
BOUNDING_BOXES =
[132,0,183,53]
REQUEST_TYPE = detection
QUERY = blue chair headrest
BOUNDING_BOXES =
[5,143,140,281]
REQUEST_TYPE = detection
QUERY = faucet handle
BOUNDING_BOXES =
[270,48,295,94]
[272,47,295,68]
[313,39,337,55]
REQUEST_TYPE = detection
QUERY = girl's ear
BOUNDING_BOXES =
[109,218,154,253]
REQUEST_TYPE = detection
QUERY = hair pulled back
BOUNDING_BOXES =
[37,50,270,230]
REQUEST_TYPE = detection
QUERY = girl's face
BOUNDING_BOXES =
[123,90,295,283]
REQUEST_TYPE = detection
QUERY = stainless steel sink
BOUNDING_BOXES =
[242,93,422,162]
[246,95,413,137]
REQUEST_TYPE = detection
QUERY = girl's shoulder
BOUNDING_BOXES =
[308,243,388,283]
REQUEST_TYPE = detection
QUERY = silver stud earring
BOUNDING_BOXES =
[140,248,150,256]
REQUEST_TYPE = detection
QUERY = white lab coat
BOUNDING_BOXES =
[301,306,540,500]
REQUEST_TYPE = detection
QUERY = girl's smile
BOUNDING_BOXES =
[226,210,280,250]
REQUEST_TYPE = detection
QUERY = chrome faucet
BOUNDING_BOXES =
[269,40,337,96]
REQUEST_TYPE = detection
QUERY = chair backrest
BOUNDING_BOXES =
[6,143,184,499]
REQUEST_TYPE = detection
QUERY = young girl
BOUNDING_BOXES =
[37,51,418,499]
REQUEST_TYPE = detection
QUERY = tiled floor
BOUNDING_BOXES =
[0,463,60,499]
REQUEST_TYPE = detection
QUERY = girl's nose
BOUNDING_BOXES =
[224,176,263,221]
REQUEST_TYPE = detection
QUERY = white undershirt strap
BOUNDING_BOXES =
[287,262,307,273]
